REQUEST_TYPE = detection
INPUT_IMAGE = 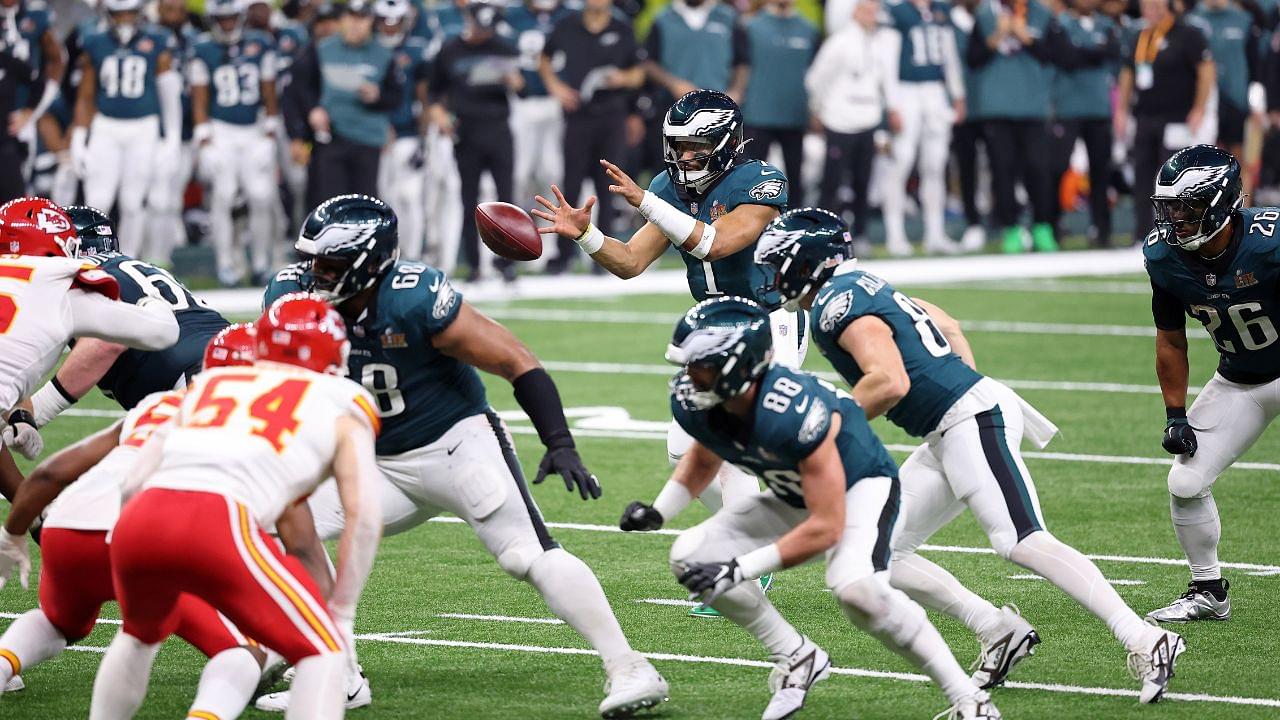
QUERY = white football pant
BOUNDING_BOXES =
[423,128,463,274]
[882,82,954,249]
[83,115,158,258]
[379,137,427,260]
[201,121,278,282]
[145,139,193,263]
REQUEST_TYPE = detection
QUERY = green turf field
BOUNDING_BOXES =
[1,273,1277,719]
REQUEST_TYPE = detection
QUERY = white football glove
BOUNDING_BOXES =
[0,528,31,590]
[69,126,89,179]
[3,410,43,460]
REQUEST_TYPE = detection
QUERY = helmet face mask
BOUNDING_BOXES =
[1151,144,1243,252]
[662,91,744,195]
[64,205,119,256]
[295,194,400,306]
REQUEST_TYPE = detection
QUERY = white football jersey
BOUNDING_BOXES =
[145,363,380,527]
[0,255,119,411]
[44,389,184,532]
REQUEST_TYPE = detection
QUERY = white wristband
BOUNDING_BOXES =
[736,543,783,581]
[574,223,605,254]
[638,191,700,249]
[687,223,716,260]
[651,479,693,522]
[32,381,76,427]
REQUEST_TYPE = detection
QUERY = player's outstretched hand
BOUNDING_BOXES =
[0,528,31,590]
[3,409,43,460]
[600,159,645,208]
[678,559,744,604]
[619,501,663,532]
[532,185,595,240]
[534,445,602,501]
[1162,417,1198,457]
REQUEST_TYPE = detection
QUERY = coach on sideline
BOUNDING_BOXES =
[287,0,404,209]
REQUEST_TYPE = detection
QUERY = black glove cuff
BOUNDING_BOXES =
[513,368,574,450]
[8,409,35,428]
[1166,406,1187,421]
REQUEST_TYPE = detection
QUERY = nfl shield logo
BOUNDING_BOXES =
[1205,273,1216,286]
[689,202,699,214]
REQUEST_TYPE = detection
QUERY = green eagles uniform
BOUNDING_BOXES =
[1145,207,1280,385]
[672,364,899,511]
[647,158,788,305]
[264,261,489,455]
[810,268,982,437]
[886,0,954,84]
[89,252,229,408]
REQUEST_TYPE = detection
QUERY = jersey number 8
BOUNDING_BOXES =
[893,292,951,357]
[212,63,260,108]
[100,54,148,100]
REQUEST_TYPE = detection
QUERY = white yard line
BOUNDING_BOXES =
[436,613,564,625]
[635,598,700,607]
[947,279,1153,295]
[1007,573,1146,586]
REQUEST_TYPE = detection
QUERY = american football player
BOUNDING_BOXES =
[5,205,229,460]
[71,0,181,257]
[754,207,1187,702]
[0,197,179,437]
[374,0,432,259]
[880,0,966,256]
[1144,145,1280,623]
[257,195,668,718]
[145,0,199,263]
[190,0,283,285]
[622,296,1001,720]
[0,327,302,720]
[0,0,65,141]
[76,295,381,720]
[536,89,796,613]
[506,0,570,215]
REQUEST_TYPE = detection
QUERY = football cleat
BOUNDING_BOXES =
[1147,580,1230,623]
[599,653,668,718]
[254,668,371,712]
[4,674,24,693]
[1127,625,1186,704]
[960,225,986,252]
[932,690,1001,720]
[762,636,830,720]
[970,605,1040,689]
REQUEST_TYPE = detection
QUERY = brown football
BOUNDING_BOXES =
[476,202,542,262]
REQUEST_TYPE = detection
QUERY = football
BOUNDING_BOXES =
[476,202,542,262]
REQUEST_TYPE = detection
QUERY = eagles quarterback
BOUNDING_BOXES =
[622,297,1001,720]
[535,89,798,565]
[1144,145,1280,623]
[258,195,668,718]
[3,206,229,460]
[754,207,1188,703]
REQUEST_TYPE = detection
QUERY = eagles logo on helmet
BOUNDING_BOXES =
[1151,145,1243,252]
[665,296,774,410]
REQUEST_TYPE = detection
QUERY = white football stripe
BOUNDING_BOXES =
[436,613,564,625]
[1007,573,1146,586]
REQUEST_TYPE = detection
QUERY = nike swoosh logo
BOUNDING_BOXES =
[815,290,836,305]
[759,169,777,176]
[446,442,462,455]
[347,688,362,702]
[795,396,809,413]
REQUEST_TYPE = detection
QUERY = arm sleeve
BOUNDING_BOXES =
[420,271,463,336]
[1024,17,1068,66]
[66,290,179,350]
[260,49,278,82]
[941,24,965,99]
[1150,279,1187,331]
[732,20,749,66]
[187,55,210,86]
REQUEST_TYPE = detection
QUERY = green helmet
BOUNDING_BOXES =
[754,207,853,312]
[294,195,400,304]
[1151,144,1243,251]
[63,205,119,256]
[666,296,773,411]
[662,90,745,196]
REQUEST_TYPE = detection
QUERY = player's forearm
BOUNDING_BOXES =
[0,447,22,503]
[68,291,179,351]
[513,368,574,449]
[851,371,909,420]
[1155,334,1191,410]
[51,338,126,404]
[590,235,653,279]
[42,33,66,84]
[262,80,280,118]
[773,514,841,569]
[277,503,335,598]
[654,450,719,520]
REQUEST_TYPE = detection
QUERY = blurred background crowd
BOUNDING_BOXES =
[1,0,1278,285]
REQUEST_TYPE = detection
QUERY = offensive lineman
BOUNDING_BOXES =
[1143,145,1280,622]
[259,194,668,717]
[190,0,283,285]
[754,207,1187,702]
[71,0,182,258]
[535,89,798,528]
[5,206,229,460]
[623,297,1001,720]
[0,328,298,719]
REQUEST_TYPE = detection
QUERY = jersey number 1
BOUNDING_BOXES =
[189,374,309,452]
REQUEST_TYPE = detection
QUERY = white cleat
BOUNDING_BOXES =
[932,690,1001,720]
[924,236,962,255]
[960,224,987,252]
[599,653,668,718]
[1147,580,1230,623]
[1127,626,1186,704]
[762,636,831,720]
[885,238,914,258]
[3,675,24,693]
[970,605,1040,689]
[255,669,372,712]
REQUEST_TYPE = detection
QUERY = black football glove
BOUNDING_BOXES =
[534,445,602,500]
[1162,417,1198,457]
[409,138,427,170]
[678,559,744,604]
[619,501,664,532]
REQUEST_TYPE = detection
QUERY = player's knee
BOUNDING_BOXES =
[836,577,924,646]
[1168,465,1212,499]
[496,541,544,580]
[668,526,707,576]
[989,529,1021,561]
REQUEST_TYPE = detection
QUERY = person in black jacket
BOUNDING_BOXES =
[0,45,35,202]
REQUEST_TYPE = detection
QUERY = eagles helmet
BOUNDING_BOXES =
[754,208,853,312]
[294,195,400,305]
[1152,145,1243,252]
[207,0,245,44]
[662,90,745,195]
[64,205,120,256]
[103,0,145,44]
[666,296,773,411]
[375,0,412,47]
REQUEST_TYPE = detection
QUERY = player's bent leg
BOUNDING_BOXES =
[284,651,347,720]
[306,474,426,542]
[89,631,162,720]
[0,611,65,693]
[189,647,261,720]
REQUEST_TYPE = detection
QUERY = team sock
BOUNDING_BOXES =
[89,632,160,720]
[709,582,801,657]
[188,647,260,720]
[527,548,634,667]
[286,653,345,720]
[0,609,66,686]
[1171,493,1222,583]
